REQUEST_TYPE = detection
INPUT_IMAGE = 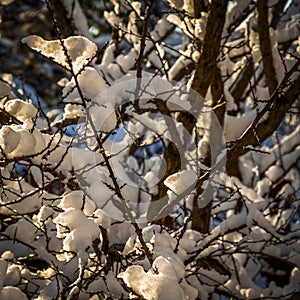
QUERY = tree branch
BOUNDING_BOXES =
[190,0,229,97]
[257,0,278,95]
[227,60,300,176]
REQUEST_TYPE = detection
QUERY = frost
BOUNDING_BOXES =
[22,35,98,74]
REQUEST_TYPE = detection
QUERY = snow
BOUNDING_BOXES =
[0,286,27,300]
[256,177,271,196]
[265,165,284,182]
[194,13,208,40]
[166,15,196,40]
[4,99,37,122]
[118,256,198,300]
[0,0,15,5]
[58,191,95,216]
[62,66,108,103]
[1,1,299,298]
[84,181,113,208]
[239,124,300,182]
[86,271,126,298]
[224,88,237,111]
[168,49,193,81]
[0,81,10,98]
[22,35,98,74]
[101,42,116,65]
[107,63,123,79]
[53,208,100,255]
[35,278,63,300]
[87,101,117,133]
[3,265,21,286]
[224,109,257,142]
[104,11,122,28]
[0,183,44,215]
[154,17,173,38]
[0,124,37,158]
[63,103,83,119]
[116,49,137,73]
[179,230,202,252]
[0,259,7,290]
[148,50,164,69]
[218,209,247,235]
[164,170,197,195]
[225,0,253,34]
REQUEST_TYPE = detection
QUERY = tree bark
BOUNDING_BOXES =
[190,0,229,97]
[257,0,278,95]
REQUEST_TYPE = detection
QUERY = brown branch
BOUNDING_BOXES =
[193,0,207,17]
[176,0,228,135]
[190,0,229,98]
[46,0,75,38]
[230,0,290,109]
[133,0,154,113]
[134,1,154,79]
[230,58,254,108]
[257,0,278,95]
[191,66,225,233]
[49,19,154,265]
[211,66,226,126]
[270,0,289,29]
[0,107,23,125]
[178,0,228,233]
[227,60,300,176]
[226,4,256,37]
